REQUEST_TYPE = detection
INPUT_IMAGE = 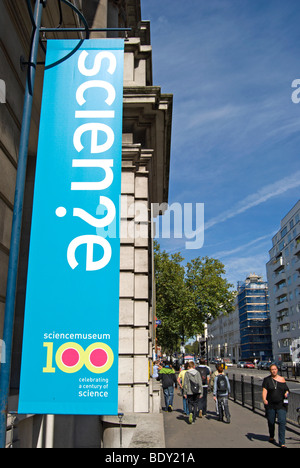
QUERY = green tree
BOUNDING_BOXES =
[186,257,235,326]
[185,340,200,355]
[154,242,195,353]
[154,243,235,353]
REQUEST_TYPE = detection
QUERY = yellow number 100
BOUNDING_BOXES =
[43,342,114,374]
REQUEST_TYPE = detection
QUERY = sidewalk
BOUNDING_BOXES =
[163,391,300,449]
[287,376,300,383]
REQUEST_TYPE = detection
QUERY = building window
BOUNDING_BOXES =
[279,240,285,251]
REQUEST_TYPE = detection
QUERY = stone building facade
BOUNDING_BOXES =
[0,0,172,447]
[207,298,241,364]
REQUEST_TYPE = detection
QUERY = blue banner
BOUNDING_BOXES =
[18,39,124,415]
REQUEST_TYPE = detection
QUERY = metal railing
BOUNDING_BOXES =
[280,365,300,379]
[229,374,300,428]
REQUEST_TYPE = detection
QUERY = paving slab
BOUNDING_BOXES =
[163,391,300,449]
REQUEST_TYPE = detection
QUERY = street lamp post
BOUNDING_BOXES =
[207,334,214,363]
[0,0,46,449]
[0,0,131,449]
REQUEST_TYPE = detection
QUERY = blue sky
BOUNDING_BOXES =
[142,0,300,287]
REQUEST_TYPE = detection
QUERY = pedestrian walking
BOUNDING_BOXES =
[210,364,219,392]
[157,362,177,412]
[177,362,189,415]
[183,361,203,424]
[262,364,290,448]
[152,360,159,379]
[210,365,220,415]
[213,365,231,424]
[196,359,211,417]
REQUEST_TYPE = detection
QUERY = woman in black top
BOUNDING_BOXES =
[262,364,289,448]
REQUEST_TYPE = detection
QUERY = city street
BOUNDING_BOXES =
[1,0,300,449]
[163,388,300,449]
[225,366,300,394]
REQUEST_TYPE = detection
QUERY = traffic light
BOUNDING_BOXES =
[200,340,206,358]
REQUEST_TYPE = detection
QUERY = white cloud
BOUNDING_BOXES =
[205,171,300,230]
[212,233,273,259]
[223,253,270,287]
[184,104,242,131]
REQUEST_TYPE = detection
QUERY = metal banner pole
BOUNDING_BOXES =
[0,0,45,449]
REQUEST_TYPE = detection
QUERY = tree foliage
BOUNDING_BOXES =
[154,242,193,354]
[186,256,235,324]
[154,241,235,354]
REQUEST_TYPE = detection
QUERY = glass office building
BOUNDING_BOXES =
[237,274,272,361]
[266,200,300,363]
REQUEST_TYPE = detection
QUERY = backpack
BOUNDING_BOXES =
[190,377,200,395]
[216,374,228,395]
[197,366,208,385]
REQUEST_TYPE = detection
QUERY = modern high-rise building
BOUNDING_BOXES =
[207,273,272,363]
[207,298,241,364]
[266,200,300,363]
[237,274,272,362]
[0,0,173,448]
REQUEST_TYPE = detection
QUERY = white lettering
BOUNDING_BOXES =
[73,123,114,154]
[64,49,119,272]
[76,80,116,106]
[73,196,116,228]
[184,203,205,250]
[78,390,109,397]
[78,51,116,76]
[67,235,112,271]
[291,79,300,104]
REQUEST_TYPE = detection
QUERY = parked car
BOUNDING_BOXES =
[237,361,245,368]
[210,358,222,366]
[272,361,288,372]
[257,361,270,370]
[223,358,233,367]
[244,362,255,369]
